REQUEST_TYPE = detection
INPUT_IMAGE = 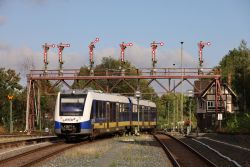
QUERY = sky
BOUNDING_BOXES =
[0,0,250,89]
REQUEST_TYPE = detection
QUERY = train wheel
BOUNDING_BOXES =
[65,136,72,143]
[88,135,94,141]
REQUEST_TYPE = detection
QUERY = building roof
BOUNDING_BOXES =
[200,81,237,98]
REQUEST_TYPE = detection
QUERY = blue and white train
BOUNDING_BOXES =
[54,89,157,138]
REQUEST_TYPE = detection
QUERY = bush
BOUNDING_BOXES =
[225,113,250,134]
[0,126,6,134]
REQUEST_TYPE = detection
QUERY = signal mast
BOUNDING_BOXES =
[151,41,164,73]
[119,42,133,75]
[57,43,70,75]
[198,41,211,68]
[89,38,100,75]
[42,43,55,74]
[120,42,133,64]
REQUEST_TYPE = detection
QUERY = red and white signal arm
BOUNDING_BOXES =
[218,113,223,120]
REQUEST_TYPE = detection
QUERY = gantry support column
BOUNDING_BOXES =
[25,80,31,132]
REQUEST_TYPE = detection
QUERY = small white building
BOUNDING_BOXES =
[194,80,238,131]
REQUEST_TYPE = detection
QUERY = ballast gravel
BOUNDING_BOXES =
[37,135,172,167]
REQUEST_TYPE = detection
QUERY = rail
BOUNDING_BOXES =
[154,132,217,167]
[0,136,58,150]
[0,140,88,167]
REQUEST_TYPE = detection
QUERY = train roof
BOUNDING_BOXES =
[88,91,129,103]
[129,97,156,107]
[60,89,156,107]
[60,89,103,95]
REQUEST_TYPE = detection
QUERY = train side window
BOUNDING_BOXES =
[124,103,129,121]
[106,102,110,121]
[147,107,150,121]
[96,101,99,118]
[120,103,124,121]
[120,104,124,112]
[124,104,129,112]
[141,106,144,121]
[102,101,106,118]
[151,107,156,121]
[98,101,102,118]
[145,107,149,121]
[133,105,137,112]
[116,103,119,112]
[95,100,99,118]
[116,103,119,121]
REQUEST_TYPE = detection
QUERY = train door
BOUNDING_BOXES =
[142,106,145,127]
[149,107,151,126]
[128,98,132,126]
[116,103,119,127]
[106,102,110,129]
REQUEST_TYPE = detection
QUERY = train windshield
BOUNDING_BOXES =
[60,97,86,116]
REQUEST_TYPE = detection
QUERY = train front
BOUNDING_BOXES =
[54,90,92,138]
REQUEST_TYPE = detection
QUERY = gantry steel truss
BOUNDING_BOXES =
[25,67,224,131]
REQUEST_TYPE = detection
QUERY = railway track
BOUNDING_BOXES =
[192,137,249,166]
[154,133,216,167]
[0,136,58,150]
[0,140,88,167]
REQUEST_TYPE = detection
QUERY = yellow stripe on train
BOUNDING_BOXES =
[93,121,156,129]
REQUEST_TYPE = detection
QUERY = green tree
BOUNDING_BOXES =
[0,68,23,131]
[219,40,250,112]
[34,80,59,131]
[157,93,197,129]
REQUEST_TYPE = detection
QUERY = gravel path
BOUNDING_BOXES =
[36,135,172,167]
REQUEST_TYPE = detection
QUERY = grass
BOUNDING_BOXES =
[109,160,117,167]
[94,152,100,158]
[64,142,110,158]
[0,126,6,134]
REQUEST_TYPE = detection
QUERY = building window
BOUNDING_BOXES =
[207,101,215,110]
[199,100,203,108]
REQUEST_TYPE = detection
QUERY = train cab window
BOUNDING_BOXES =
[60,96,86,116]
